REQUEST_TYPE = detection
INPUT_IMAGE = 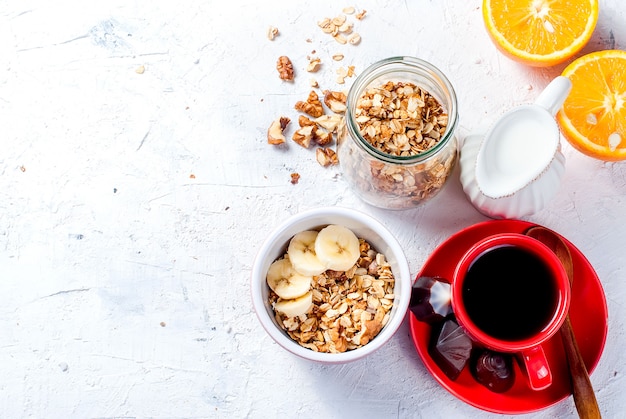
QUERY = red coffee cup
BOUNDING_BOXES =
[451,233,571,391]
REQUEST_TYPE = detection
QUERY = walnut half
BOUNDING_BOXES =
[276,56,294,81]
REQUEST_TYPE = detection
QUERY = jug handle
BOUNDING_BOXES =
[534,76,572,116]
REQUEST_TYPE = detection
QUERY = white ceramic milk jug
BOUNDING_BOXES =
[459,76,572,219]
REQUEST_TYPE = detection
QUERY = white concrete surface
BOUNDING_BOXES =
[1,0,625,417]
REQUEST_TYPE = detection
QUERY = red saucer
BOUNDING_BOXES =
[409,219,608,414]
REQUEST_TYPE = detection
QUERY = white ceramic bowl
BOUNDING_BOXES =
[251,207,411,363]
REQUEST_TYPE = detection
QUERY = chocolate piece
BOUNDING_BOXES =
[471,349,516,393]
[428,318,473,381]
[410,276,452,324]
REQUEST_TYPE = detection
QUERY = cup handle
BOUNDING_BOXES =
[534,76,572,116]
[521,345,552,391]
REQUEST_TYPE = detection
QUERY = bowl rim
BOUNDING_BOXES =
[250,206,412,363]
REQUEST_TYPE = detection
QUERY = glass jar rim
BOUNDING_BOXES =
[345,56,458,164]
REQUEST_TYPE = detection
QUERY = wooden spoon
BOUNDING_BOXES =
[526,226,601,419]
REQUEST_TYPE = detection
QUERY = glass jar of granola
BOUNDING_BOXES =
[337,56,459,209]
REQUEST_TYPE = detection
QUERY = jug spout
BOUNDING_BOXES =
[534,76,572,116]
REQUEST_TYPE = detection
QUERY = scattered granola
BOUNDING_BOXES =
[266,7,367,166]
[269,238,395,353]
[317,11,362,46]
[276,56,295,81]
[290,172,301,184]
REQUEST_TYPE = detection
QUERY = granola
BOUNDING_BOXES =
[269,239,395,353]
[337,79,457,208]
[354,81,447,157]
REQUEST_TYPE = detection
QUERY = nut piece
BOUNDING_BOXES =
[316,147,339,166]
[315,115,343,133]
[290,173,300,184]
[313,129,332,146]
[324,90,348,114]
[302,115,333,148]
[298,115,316,127]
[267,116,291,145]
[292,125,316,148]
[295,90,324,118]
[276,56,294,81]
[307,57,321,72]
[267,26,279,40]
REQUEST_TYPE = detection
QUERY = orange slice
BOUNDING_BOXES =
[556,50,626,161]
[483,0,599,67]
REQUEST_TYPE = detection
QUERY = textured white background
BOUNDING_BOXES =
[1,0,625,417]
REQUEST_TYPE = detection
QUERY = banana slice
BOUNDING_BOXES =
[287,230,327,276]
[274,291,313,318]
[266,258,312,299]
[314,224,360,271]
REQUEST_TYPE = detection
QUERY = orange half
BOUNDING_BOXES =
[557,50,626,161]
[483,0,599,67]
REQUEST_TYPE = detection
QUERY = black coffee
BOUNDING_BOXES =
[462,245,558,342]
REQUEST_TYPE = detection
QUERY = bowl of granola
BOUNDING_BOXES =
[251,206,411,363]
